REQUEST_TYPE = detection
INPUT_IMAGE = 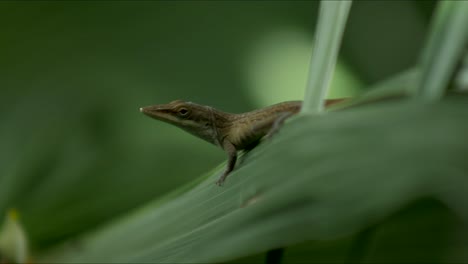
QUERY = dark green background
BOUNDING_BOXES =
[0,0,436,252]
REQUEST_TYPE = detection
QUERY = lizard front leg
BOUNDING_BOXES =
[216,139,237,186]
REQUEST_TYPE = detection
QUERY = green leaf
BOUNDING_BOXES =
[414,1,468,99]
[42,95,468,263]
[302,0,352,113]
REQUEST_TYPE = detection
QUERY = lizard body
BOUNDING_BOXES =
[140,100,301,185]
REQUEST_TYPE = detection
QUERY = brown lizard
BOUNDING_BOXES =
[140,99,344,185]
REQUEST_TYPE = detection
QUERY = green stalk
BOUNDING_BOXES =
[301,0,352,114]
[413,1,468,100]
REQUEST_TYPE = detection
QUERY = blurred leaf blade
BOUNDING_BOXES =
[42,94,468,263]
[326,68,418,111]
[302,0,352,113]
[413,1,468,99]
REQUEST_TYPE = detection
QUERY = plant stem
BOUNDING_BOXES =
[302,0,352,114]
[413,1,468,100]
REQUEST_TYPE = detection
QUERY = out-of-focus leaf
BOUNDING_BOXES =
[0,210,29,263]
[42,95,468,263]
[325,68,417,112]
[302,1,352,113]
[414,1,468,99]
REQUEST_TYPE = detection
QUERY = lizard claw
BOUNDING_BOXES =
[215,172,228,186]
[215,179,224,186]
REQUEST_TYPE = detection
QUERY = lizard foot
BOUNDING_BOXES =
[215,178,225,186]
[215,173,227,186]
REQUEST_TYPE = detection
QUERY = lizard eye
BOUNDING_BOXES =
[177,108,189,117]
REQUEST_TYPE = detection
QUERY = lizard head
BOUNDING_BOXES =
[140,100,221,145]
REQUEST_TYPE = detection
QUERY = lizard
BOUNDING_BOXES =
[140,99,344,185]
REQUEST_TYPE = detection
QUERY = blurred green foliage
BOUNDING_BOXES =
[6,1,466,263]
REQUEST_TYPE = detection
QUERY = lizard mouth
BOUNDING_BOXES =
[139,105,175,123]
[139,106,153,115]
[139,105,160,118]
